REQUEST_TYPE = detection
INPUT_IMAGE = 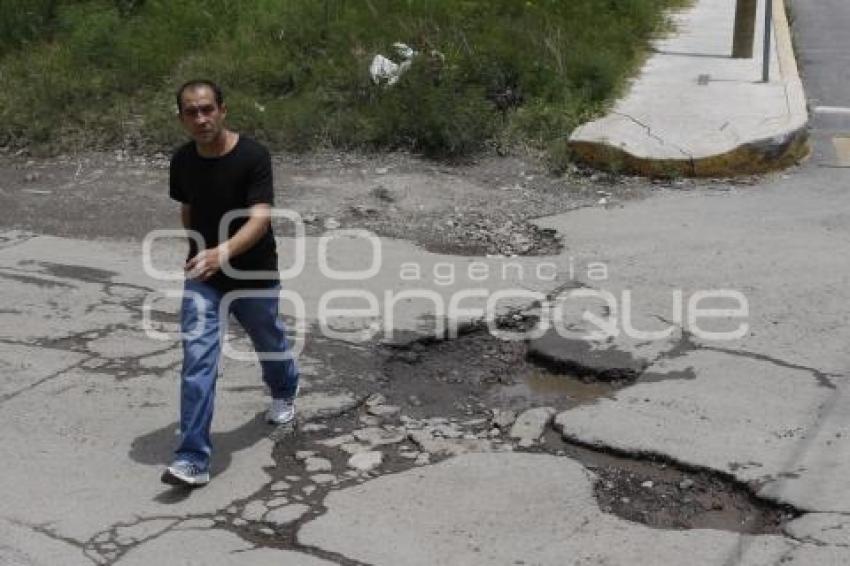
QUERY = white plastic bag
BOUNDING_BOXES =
[369,42,416,86]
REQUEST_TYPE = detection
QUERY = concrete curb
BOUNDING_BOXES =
[568,0,809,178]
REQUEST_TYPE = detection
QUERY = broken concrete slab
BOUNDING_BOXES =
[265,504,310,526]
[554,350,840,510]
[366,403,400,417]
[316,433,354,448]
[534,176,850,377]
[303,457,333,473]
[525,285,687,383]
[298,452,798,565]
[241,500,268,522]
[352,427,406,447]
[295,450,317,461]
[508,406,555,446]
[339,442,369,455]
[407,429,497,457]
[295,391,359,421]
[489,408,516,430]
[347,450,383,473]
[527,330,649,382]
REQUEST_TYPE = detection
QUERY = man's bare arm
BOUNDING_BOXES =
[219,203,271,258]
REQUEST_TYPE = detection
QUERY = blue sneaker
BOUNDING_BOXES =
[161,460,210,487]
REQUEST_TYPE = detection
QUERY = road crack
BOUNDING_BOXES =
[653,320,839,389]
[611,111,697,167]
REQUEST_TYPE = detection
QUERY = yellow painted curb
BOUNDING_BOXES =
[774,0,799,81]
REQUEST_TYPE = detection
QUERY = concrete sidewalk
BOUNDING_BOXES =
[569,0,809,177]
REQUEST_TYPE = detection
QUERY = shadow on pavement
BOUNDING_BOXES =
[651,49,732,59]
[129,412,271,502]
[154,486,195,503]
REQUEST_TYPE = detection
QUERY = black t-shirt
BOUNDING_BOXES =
[169,135,279,292]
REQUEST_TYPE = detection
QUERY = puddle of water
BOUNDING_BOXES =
[376,329,626,416]
[526,369,615,403]
[488,369,615,411]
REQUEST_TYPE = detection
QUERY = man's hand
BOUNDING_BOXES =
[185,244,230,281]
[182,204,270,282]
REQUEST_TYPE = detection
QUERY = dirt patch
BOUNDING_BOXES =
[592,465,796,534]
[533,429,801,534]
[281,152,660,256]
[377,325,624,419]
[0,149,697,255]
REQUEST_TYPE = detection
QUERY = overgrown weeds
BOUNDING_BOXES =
[0,0,686,161]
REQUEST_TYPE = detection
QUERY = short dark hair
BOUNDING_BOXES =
[176,79,223,112]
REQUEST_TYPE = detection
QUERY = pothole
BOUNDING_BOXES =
[526,329,648,383]
[532,429,801,534]
[378,324,627,419]
[374,327,802,535]
[207,321,802,551]
[493,368,615,408]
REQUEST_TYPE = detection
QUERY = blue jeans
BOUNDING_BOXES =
[175,278,299,471]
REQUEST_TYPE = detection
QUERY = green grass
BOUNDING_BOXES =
[0,0,686,160]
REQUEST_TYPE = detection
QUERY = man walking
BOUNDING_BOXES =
[162,79,299,488]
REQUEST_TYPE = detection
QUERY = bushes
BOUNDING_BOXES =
[0,0,685,158]
[0,0,58,54]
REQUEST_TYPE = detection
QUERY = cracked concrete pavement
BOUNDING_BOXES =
[3,153,850,564]
[0,228,576,564]
[4,1,850,558]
